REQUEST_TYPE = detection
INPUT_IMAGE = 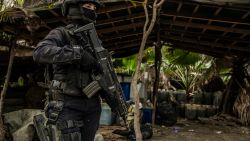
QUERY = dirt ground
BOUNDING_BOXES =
[98,119,250,141]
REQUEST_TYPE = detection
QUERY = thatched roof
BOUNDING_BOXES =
[0,0,250,58]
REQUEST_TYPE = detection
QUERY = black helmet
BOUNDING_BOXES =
[61,0,101,23]
[62,0,100,16]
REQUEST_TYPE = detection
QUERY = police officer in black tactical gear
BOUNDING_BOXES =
[33,0,102,141]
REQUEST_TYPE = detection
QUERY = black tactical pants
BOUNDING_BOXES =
[47,93,101,141]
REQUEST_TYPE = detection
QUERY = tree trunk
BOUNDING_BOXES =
[221,58,247,114]
[0,45,15,141]
[152,26,162,125]
[131,0,165,140]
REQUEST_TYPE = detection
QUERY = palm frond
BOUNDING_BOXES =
[233,88,250,125]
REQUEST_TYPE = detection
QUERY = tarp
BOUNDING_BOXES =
[3,109,104,141]
[3,109,43,141]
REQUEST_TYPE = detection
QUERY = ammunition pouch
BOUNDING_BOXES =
[44,88,64,124]
[45,100,64,124]
[51,79,81,96]
[51,78,101,98]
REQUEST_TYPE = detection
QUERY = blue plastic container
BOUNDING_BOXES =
[120,82,131,101]
[100,103,112,125]
[142,108,153,123]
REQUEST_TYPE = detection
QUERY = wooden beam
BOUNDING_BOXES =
[185,4,200,31]
[102,30,158,42]
[172,43,225,57]
[161,11,250,25]
[162,35,250,52]
[162,20,250,34]
[101,19,249,41]
[162,28,249,43]
[98,2,134,14]
[127,8,136,31]
[106,12,119,34]
[241,11,249,19]
[98,22,145,33]
[213,7,222,16]
[105,36,156,47]
[99,0,249,15]
[96,12,146,26]
[200,7,223,34]
[192,4,200,14]
[231,33,249,46]
[102,30,144,41]
[176,2,183,13]
[166,0,249,13]
[109,40,154,51]
[173,42,249,58]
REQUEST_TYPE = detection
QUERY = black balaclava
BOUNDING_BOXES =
[67,3,97,26]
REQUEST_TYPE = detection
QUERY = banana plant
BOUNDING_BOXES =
[113,55,136,75]
[162,46,213,96]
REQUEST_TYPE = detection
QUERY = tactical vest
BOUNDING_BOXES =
[46,24,93,96]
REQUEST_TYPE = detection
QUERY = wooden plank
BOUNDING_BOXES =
[98,2,134,14]
[177,2,183,13]
[102,30,144,41]
[127,8,136,31]
[96,12,146,26]
[193,4,200,14]
[173,43,249,58]
[161,11,250,25]
[162,20,250,34]
[163,28,249,43]
[109,40,154,51]
[99,0,249,15]
[98,22,144,33]
[104,36,156,47]
[162,34,250,52]
[213,7,222,16]
[172,43,225,57]
[231,33,249,45]
[241,11,249,19]
[166,0,249,12]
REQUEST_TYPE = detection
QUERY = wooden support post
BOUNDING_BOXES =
[0,41,16,141]
[152,24,163,125]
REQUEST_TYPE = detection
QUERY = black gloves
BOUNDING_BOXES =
[80,49,102,73]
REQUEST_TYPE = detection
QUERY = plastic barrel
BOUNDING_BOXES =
[120,82,131,101]
[142,108,153,123]
[100,103,112,125]
[196,104,206,118]
[185,104,197,120]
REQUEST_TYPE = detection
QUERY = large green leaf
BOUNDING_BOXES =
[163,46,201,66]
[113,55,136,75]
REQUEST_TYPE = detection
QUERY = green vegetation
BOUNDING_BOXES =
[114,45,231,95]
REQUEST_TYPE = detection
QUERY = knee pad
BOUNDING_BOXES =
[56,120,84,141]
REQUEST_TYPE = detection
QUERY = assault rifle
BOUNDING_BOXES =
[74,23,128,127]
